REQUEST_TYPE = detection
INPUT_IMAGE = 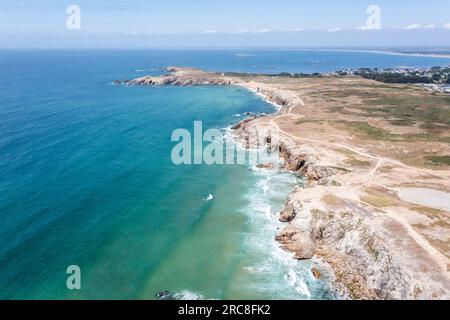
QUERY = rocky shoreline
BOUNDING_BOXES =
[233,122,411,299]
[122,66,450,300]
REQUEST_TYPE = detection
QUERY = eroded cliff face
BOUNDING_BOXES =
[276,189,412,299]
[253,87,294,109]
[278,143,336,186]
[234,118,450,300]
[277,143,450,300]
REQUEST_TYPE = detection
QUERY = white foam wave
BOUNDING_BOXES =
[173,290,205,300]
[235,165,335,299]
[135,67,161,73]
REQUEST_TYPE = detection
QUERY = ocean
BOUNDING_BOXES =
[0,49,449,299]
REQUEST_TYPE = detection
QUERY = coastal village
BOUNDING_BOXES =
[326,66,450,93]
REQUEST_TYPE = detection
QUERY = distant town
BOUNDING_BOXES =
[274,65,450,94]
[329,66,450,93]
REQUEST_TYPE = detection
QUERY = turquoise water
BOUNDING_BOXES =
[1,49,449,299]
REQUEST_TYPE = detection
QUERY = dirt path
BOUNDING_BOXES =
[270,112,448,181]
[268,95,450,274]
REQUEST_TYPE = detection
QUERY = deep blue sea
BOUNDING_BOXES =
[0,49,449,299]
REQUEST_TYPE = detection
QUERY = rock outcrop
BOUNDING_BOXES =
[311,268,322,279]
[279,195,302,222]
[231,116,262,130]
[255,87,293,108]
[256,163,275,170]
[275,191,450,300]
[279,143,336,185]
[155,290,174,300]
[275,225,316,260]
[118,66,233,87]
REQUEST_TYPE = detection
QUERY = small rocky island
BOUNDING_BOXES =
[117,66,233,86]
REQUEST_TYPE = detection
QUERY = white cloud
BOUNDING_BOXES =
[254,28,272,33]
[423,25,435,29]
[232,29,250,34]
[444,23,450,29]
[404,24,421,30]
[230,28,272,34]
[290,28,302,32]
[355,25,380,31]
[202,30,218,34]
[327,27,342,33]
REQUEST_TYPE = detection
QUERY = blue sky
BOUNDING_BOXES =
[1,0,449,48]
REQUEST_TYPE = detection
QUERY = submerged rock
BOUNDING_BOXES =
[155,290,174,300]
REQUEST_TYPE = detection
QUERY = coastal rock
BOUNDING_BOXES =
[279,196,302,222]
[257,163,274,170]
[125,67,233,87]
[231,116,260,130]
[275,225,316,260]
[299,165,336,184]
[278,144,336,184]
[155,290,174,300]
[311,268,322,279]
[275,190,449,300]
[256,88,293,108]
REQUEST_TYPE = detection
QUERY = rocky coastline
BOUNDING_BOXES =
[121,66,450,300]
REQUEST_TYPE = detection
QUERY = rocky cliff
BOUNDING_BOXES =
[282,146,449,299]
[234,118,450,300]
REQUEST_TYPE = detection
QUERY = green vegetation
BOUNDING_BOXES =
[358,72,432,84]
[363,96,450,125]
[295,119,324,125]
[277,72,322,78]
[317,89,381,99]
[379,165,395,173]
[335,121,450,143]
[223,71,323,78]
[424,155,450,166]
[353,66,450,84]
[331,166,352,173]
[366,238,381,262]
[361,195,396,208]
[345,156,372,168]
[327,94,450,141]
[389,119,415,126]
[338,121,395,140]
